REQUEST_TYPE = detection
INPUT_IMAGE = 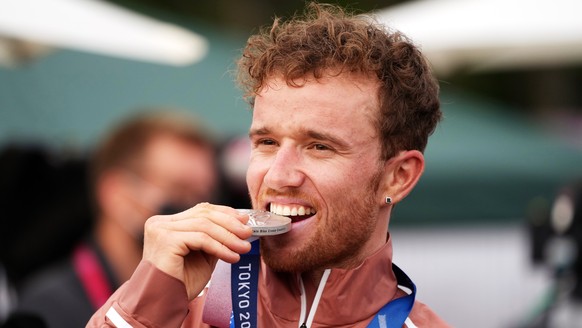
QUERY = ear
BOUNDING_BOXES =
[379,150,425,206]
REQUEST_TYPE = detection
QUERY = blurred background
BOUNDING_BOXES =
[1,0,582,327]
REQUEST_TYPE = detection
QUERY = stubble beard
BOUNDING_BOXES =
[261,169,384,273]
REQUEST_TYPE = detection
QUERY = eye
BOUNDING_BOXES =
[253,138,277,147]
[312,143,332,151]
[262,139,277,146]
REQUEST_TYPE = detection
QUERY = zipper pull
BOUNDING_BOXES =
[300,323,307,328]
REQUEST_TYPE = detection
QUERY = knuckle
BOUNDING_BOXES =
[194,202,211,211]
[147,214,163,223]
[144,215,163,231]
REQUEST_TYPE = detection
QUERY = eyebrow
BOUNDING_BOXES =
[248,127,270,139]
[249,126,349,149]
[304,129,349,149]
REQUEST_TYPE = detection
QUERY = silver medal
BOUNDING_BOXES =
[238,209,292,236]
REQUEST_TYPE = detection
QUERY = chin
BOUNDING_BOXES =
[260,238,336,273]
[262,254,314,273]
[260,238,305,272]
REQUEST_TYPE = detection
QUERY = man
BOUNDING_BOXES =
[15,110,219,328]
[88,3,450,327]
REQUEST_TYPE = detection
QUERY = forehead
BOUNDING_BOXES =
[251,73,380,138]
[142,135,215,176]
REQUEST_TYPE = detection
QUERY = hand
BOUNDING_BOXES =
[142,203,253,300]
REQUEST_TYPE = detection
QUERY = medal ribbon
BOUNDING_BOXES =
[230,238,260,328]
[367,263,416,328]
[229,238,416,328]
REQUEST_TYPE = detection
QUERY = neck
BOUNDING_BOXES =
[301,269,325,295]
[95,216,142,283]
[301,220,391,293]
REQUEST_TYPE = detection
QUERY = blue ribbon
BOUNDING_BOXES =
[231,239,416,328]
[367,263,416,327]
[230,238,260,328]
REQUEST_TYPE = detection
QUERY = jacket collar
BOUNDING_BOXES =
[259,234,398,326]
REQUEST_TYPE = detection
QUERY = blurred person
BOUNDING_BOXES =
[88,3,450,327]
[12,109,220,328]
[520,179,582,328]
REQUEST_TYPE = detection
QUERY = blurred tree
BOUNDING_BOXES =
[106,0,405,33]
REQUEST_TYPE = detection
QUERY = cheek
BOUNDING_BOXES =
[245,161,264,196]
[325,162,383,201]
[324,161,374,187]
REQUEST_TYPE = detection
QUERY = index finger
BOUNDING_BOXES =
[177,203,253,238]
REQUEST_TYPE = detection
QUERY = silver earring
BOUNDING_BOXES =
[385,197,392,204]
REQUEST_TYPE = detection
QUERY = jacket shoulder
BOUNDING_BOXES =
[407,300,452,328]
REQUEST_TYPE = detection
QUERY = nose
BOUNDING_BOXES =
[263,145,304,190]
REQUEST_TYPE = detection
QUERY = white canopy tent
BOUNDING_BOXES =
[374,0,582,76]
[0,0,208,67]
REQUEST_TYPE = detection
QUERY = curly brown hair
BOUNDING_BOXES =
[237,2,441,159]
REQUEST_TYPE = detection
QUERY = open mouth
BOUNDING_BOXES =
[269,203,316,223]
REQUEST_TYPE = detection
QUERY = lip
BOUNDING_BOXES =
[290,215,315,228]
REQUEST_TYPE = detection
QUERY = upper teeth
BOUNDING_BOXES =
[270,203,315,216]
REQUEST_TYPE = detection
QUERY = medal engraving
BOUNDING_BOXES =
[238,209,292,236]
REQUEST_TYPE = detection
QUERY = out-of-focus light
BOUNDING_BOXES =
[0,0,208,66]
[551,194,574,235]
[375,0,582,75]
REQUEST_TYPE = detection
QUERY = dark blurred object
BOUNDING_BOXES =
[520,179,582,327]
[0,144,93,287]
[218,135,251,209]
[0,312,47,328]
[527,196,553,265]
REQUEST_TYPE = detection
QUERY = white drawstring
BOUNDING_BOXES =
[297,269,331,328]
[299,280,307,327]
